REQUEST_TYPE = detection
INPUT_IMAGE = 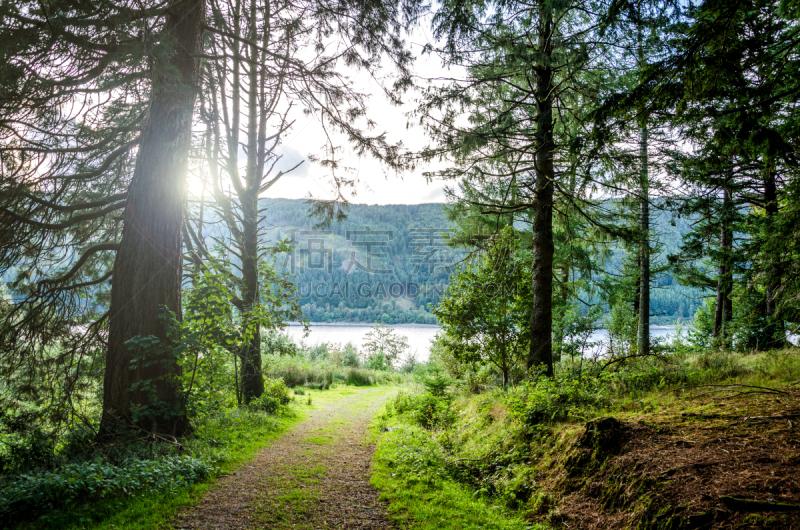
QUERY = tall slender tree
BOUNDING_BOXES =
[188,0,423,402]
[421,0,622,375]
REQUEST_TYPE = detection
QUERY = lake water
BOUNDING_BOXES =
[284,323,442,361]
[283,323,689,362]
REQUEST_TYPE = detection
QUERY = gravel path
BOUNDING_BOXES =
[173,387,397,530]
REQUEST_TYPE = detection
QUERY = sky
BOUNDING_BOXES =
[189,22,460,206]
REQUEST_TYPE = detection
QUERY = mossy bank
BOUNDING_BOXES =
[370,348,800,529]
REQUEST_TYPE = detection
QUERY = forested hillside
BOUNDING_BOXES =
[252,199,702,324]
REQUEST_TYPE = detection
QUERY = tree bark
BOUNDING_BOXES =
[763,165,784,349]
[527,0,555,377]
[713,185,732,344]
[101,0,205,436]
[638,123,650,357]
[237,0,265,402]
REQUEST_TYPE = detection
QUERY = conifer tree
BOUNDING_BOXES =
[421,0,624,375]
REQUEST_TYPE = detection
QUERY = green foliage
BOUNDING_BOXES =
[508,375,613,429]
[364,351,390,371]
[420,372,451,398]
[685,298,716,350]
[0,382,299,527]
[433,229,529,387]
[553,304,604,362]
[345,369,375,386]
[248,378,292,414]
[376,346,800,530]
[342,343,361,367]
[263,331,301,357]
[389,391,455,430]
[362,323,410,369]
[0,456,214,522]
[371,425,536,530]
[606,301,639,357]
[262,333,402,388]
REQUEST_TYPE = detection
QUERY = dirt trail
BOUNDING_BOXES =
[174,387,397,530]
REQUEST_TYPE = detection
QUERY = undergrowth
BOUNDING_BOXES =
[262,333,407,388]
[2,378,299,529]
[371,347,800,528]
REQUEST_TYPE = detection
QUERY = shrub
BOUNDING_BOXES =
[262,331,300,356]
[0,456,214,522]
[248,378,291,413]
[508,374,612,428]
[390,391,455,429]
[345,368,374,386]
[365,352,390,371]
[342,343,360,367]
[421,371,451,397]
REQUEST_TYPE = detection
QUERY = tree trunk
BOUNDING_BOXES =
[637,122,650,357]
[238,0,264,403]
[101,0,204,436]
[763,165,784,349]
[239,190,263,402]
[713,185,732,344]
[527,0,555,377]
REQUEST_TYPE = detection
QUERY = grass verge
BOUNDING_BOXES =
[370,410,542,530]
[14,405,306,530]
[369,348,800,530]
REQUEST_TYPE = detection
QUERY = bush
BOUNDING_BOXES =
[248,378,291,413]
[390,391,455,429]
[342,344,360,367]
[0,456,214,522]
[365,352,390,371]
[421,372,451,397]
[508,374,612,428]
[262,331,300,356]
[345,368,374,386]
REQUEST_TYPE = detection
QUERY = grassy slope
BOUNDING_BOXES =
[369,348,800,530]
[370,399,543,530]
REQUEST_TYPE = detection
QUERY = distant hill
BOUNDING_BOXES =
[258,199,704,325]
[257,200,462,325]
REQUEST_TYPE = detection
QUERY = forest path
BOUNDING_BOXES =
[173,386,398,530]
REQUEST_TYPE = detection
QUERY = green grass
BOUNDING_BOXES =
[370,413,542,530]
[15,407,306,530]
[368,348,800,530]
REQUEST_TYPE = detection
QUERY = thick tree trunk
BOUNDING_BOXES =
[527,0,555,377]
[101,0,204,436]
[638,124,650,357]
